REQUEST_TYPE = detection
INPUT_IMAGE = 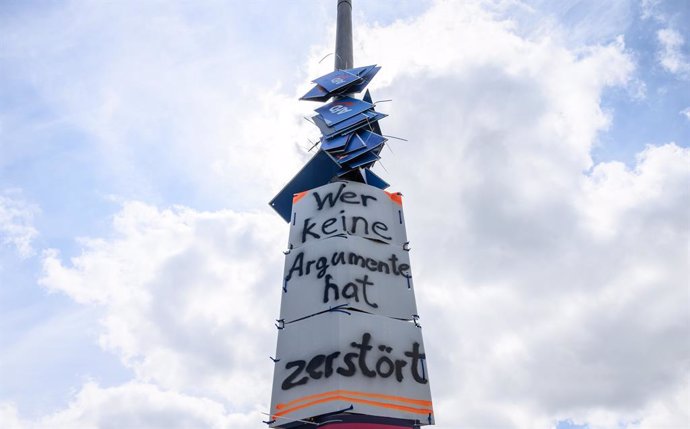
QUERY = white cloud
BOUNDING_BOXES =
[0,1,326,209]
[681,107,690,121]
[3,1,688,428]
[1,382,257,429]
[0,191,38,258]
[657,28,690,77]
[40,202,286,410]
[640,0,664,21]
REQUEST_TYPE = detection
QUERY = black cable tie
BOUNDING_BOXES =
[328,304,351,316]
[331,404,354,414]
[307,139,320,152]
[269,356,280,363]
[316,419,344,427]
[383,134,409,142]
[403,241,411,251]
[263,419,276,425]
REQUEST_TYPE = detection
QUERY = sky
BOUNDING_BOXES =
[0,0,688,428]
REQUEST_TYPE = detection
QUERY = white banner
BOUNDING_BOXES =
[270,311,434,426]
[280,235,417,322]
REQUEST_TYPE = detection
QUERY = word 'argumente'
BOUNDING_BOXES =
[285,250,410,282]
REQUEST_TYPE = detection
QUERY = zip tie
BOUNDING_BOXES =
[378,160,390,173]
[269,356,280,363]
[403,242,411,251]
[374,99,392,104]
[282,279,288,293]
[383,134,408,141]
[363,112,374,131]
[317,419,344,426]
[261,412,317,426]
[334,404,354,413]
[307,138,320,152]
[323,303,351,316]
[328,303,351,315]
[275,319,285,330]
[284,303,352,325]
[318,52,345,66]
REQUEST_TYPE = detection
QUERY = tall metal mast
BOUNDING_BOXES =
[268,1,434,427]
[335,0,353,70]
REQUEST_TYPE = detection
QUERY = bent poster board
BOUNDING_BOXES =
[270,311,434,427]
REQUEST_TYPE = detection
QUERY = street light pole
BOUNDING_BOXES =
[335,0,353,70]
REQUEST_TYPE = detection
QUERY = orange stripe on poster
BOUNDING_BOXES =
[384,191,403,206]
[273,393,432,418]
[276,389,431,410]
[292,191,308,204]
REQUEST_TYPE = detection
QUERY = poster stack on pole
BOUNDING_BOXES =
[267,2,433,428]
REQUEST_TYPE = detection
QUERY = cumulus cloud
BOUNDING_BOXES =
[347,3,686,427]
[40,202,286,410]
[1,1,687,428]
[681,107,690,121]
[657,28,690,77]
[1,382,256,429]
[640,0,664,22]
[0,191,38,258]
[37,142,690,429]
[0,0,325,209]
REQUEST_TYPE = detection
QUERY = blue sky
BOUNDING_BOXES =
[0,1,688,428]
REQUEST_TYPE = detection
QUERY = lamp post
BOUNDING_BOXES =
[335,0,353,70]
[267,2,434,428]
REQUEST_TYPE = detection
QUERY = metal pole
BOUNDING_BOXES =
[335,0,353,70]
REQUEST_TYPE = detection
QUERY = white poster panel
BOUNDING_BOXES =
[280,235,417,322]
[270,311,434,426]
[288,181,407,249]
